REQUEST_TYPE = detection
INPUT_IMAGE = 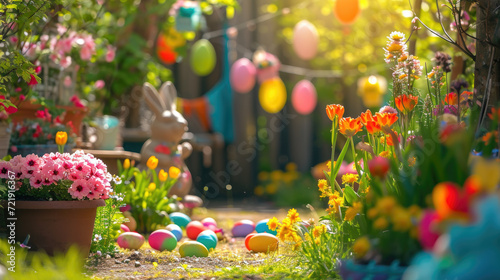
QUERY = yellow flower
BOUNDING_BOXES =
[472,157,500,191]
[312,224,326,238]
[408,205,421,217]
[341,173,359,184]
[265,183,278,194]
[387,42,403,52]
[285,162,297,172]
[389,31,405,41]
[123,159,131,169]
[287,208,301,223]
[258,171,269,181]
[327,191,344,214]
[159,169,168,182]
[344,202,363,221]
[147,156,159,170]
[353,237,371,259]
[318,179,332,198]
[148,183,156,192]
[254,186,265,196]
[379,151,392,159]
[169,166,181,179]
[55,131,68,146]
[367,207,378,219]
[267,217,279,231]
[376,196,397,215]
[391,207,412,232]
[373,217,389,230]
[326,161,332,170]
[277,219,292,242]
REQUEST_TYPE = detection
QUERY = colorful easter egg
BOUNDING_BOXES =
[190,39,216,76]
[148,229,177,252]
[196,230,218,251]
[244,233,257,251]
[120,224,130,232]
[248,233,279,253]
[292,80,317,115]
[259,78,287,114]
[292,20,319,60]
[179,241,209,257]
[186,221,206,240]
[201,217,217,228]
[232,219,255,237]
[334,0,361,25]
[166,224,183,241]
[169,212,191,228]
[117,232,144,250]
[255,219,277,236]
[230,58,257,93]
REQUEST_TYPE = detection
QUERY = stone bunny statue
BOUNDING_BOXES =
[140,81,193,197]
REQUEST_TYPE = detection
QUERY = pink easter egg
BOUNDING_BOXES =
[117,232,144,250]
[291,80,317,115]
[292,20,319,60]
[120,224,130,232]
[201,217,217,227]
[230,58,257,93]
[149,229,178,251]
[186,221,206,240]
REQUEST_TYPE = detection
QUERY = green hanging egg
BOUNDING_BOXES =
[190,39,216,76]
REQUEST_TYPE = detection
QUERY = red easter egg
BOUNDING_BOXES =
[245,233,257,251]
[186,221,206,240]
[120,224,130,232]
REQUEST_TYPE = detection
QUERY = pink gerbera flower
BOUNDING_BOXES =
[69,179,91,200]
[0,161,12,179]
[41,161,65,181]
[29,175,44,188]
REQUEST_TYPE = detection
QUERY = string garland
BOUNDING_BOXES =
[197,0,381,79]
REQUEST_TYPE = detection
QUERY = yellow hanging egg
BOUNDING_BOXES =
[259,78,287,113]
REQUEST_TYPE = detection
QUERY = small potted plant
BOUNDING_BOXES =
[9,107,77,156]
[0,134,116,256]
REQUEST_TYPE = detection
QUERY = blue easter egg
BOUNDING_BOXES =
[169,212,191,228]
[196,231,217,251]
[255,219,277,236]
[166,224,183,241]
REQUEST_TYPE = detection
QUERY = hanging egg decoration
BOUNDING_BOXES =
[190,39,216,76]
[291,80,317,115]
[230,58,257,94]
[253,50,281,83]
[334,0,361,25]
[292,20,319,60]
[259,78,287,114]
[357,75,387,108]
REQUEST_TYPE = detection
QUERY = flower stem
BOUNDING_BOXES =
[350,138,362,176]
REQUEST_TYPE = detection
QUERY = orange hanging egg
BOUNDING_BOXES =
[334,0,361,25]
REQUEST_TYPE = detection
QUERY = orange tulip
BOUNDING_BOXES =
[375,113,398,131]
[147,156,159,170]
[169,166,181,179]
[326,104,345,122]
[366,120,381,134]
[339,117,363,138]
[55,131,68,146]
[359,109,375,126]
[395,94,418,113]
[159,169,168,182]
[381,130,399,146]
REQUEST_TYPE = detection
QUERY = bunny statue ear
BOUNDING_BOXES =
[159,81,178,111]
[143,82,166,116]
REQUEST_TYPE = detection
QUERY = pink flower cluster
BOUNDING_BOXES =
[0,151,112,200]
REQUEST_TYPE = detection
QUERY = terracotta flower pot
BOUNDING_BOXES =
[9,99,88,136]
[5,200,105,256]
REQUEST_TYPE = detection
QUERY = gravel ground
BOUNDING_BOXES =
[86,208,312,280]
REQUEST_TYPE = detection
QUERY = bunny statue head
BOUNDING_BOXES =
[140,81,193,197]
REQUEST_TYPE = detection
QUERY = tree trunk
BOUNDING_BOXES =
[475,0,500,126]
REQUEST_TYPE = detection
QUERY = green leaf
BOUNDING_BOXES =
[343,185,358,204]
